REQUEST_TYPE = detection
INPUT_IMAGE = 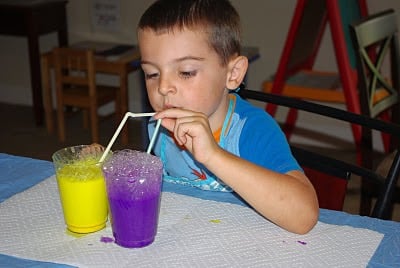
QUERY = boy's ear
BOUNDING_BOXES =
[226,55,249,90]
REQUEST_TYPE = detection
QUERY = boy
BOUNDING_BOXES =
[138,0,319,234]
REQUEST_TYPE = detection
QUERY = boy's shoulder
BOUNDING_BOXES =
[234,94,274,122]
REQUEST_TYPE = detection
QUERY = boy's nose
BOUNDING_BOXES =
[158,75,176,96]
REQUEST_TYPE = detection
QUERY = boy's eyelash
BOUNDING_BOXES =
[144,70,197,80]
[145,73,159,80]
[180,70,197,79]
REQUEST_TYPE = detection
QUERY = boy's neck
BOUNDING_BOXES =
[211,94,236,141]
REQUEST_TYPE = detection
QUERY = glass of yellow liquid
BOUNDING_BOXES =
[52,145,109,234]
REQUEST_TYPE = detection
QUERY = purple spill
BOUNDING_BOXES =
[297,240,307,245]
[100,236,114,243]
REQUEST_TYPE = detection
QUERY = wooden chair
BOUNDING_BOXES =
[349,9,400,217]
[239,89,400,219]
[53,47,121,143]
[263,0,368,141]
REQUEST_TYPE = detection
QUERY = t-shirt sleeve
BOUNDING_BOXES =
[238,112,302,174]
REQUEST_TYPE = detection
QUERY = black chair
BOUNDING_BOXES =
[349,9,400,217]
[239,88,400,220]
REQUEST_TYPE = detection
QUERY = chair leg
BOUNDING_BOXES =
[90,106,99,143]
[82,109,89,129]
[283,108,298,140]
[41,56,54,134]
[379,111,392,152]
[114,92,122,125]
[359,179,375,216]
[117,92,129,145]
[57,105,66,142]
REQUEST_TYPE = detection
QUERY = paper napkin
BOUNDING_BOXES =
[0,176,383,268]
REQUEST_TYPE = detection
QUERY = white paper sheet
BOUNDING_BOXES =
[0,176,383,268]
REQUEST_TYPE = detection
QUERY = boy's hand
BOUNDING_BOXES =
[155,108,220,164]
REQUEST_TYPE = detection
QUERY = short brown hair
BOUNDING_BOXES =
[138,0,241,65]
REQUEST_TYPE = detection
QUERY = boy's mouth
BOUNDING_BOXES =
[163,104,177,110]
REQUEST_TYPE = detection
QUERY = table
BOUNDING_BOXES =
[0,153,399,267]
[0,0,69,126]
[41,41,142,145]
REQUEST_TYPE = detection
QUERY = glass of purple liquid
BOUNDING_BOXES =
[102,149,163,248]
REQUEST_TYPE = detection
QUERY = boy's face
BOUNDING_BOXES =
[138,27,232,130]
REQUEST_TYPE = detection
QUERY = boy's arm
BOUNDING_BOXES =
[204,147,319,234]
[155,108,319,234]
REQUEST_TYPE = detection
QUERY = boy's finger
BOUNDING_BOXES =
[155,108,193,119]
[159,118,176,132]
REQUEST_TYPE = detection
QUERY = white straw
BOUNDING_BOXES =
[99,112,155,163]
[146,118,162,154]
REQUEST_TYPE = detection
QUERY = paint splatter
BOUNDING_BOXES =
[209,219,221,223]
[100,236,114,243]
[297,240,307,245]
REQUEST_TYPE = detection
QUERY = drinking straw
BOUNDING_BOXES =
[99,112,155,163]
[146,118,162,154]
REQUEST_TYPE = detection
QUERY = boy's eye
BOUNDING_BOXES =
[145,73,159,80]
[180,70,197,79]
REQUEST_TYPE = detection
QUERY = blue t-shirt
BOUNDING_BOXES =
[148,93,301,192]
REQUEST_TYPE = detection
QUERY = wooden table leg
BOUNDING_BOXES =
[27,14,44,126]
[41,55,54,134]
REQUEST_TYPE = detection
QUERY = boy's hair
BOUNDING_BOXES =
[138,0,241,65]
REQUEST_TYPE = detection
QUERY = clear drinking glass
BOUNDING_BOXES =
[52,145,108,234]
[102,149,163,248]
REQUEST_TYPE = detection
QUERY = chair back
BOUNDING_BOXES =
[350,9,400,121]
[239,88,400,219]
[53,47,97,103]
[350,9,400,216]
[52,46,120,143]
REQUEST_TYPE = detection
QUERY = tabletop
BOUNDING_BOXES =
[0,153,399,267]
[42,41,141,73]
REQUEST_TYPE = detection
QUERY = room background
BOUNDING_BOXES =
[1,0,399,149]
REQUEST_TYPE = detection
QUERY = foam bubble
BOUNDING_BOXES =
[102,150,163,196]
[57,158,102,181]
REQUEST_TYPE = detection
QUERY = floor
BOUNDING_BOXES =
[1,102,398,221]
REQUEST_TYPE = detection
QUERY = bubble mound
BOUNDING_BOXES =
[52,145,107,181]
[102,150,163,195]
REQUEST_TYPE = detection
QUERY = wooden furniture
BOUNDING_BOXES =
[41,42,141,145]
[0,0,68,126]
[240,89,400,219]
[349,9,400,217]
[262,0,368,142]
[52,47,121,143]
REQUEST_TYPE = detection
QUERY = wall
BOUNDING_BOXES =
[0,0,399,114]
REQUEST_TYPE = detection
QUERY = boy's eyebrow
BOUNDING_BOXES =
[140,56,205,65]
[175,56,205,62]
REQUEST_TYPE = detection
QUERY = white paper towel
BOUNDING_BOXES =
[0,176,383,268]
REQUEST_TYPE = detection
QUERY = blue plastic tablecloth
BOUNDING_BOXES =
[1,153,399,267]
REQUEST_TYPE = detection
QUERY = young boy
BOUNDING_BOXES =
[138,0,319,234]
